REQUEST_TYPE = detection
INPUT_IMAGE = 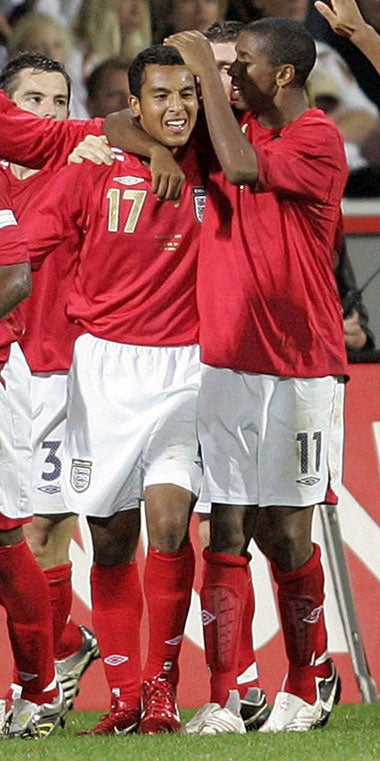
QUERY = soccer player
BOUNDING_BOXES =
[0,53,100,712]
[166,19,347,733]
[24,44,206,736]
[0,185,66,740]
[192,19,270,733]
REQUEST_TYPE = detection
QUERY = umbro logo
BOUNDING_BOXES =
[296,476,321,486]
[201,609,216,626]
[165,635,183,646]
[18,671,38,681]
[37,484,61,494]
[303,605,324,624]
[113,175,144,186]
[104,654,129,666]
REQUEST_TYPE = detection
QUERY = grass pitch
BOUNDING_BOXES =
[0,704,379,761]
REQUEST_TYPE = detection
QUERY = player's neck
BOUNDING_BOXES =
[10,163,40,181]
[256,90,309,130]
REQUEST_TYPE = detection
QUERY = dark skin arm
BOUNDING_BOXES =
[103,110,185,200]
[165,31,258,185]
[0,262,31,319]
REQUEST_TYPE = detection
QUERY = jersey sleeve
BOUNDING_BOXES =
[254,112,348,203]
[0,89,104,169]
[25,163,91,267]
[0,175,29,265]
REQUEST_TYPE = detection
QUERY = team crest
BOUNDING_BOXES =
[113,175,144,186]
[193,187,206,222]
[70,459,92,492]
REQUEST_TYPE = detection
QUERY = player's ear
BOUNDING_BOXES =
[128,95,141,118]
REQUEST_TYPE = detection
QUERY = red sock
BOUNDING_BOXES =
[0,540,57,704]
[56,618,83,660]
[201,548,251,705]
[271,543,329,703]
[91,561,142,708]
[43,563,73,656]
[55,616,83,661]
[143,543,195,686]
[237,568,260,697]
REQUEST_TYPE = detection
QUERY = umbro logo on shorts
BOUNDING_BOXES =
[296,476,321,486]
[70,458,93,492]
[201,609,216,626]
[104,654,130,666]
[37,484,61,494]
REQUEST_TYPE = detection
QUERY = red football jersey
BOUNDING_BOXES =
[0,166,82,373]
[0,89,103,169]
[198,108,349,378]
[26,145,206,345]
[0,182,30,368]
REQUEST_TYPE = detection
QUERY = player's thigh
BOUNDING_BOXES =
[259,375,345,507]
[30,372,68,514]
[197,365,261,504]
[23,512,77,567]
[143,344,202,498]
[62,335,146,517]
[0,343,32,521]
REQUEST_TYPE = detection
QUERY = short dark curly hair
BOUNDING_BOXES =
[128,44,187,99]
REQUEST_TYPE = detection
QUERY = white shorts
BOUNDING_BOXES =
[0,343,33,520]
[198,366,345,507]
[194,500,211,515]
[62,334,202,517]
[31,372,69,515]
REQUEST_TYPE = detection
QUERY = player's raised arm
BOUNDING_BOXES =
[0,88,104,168]
[165,30,258,186]
[315,0,380,74]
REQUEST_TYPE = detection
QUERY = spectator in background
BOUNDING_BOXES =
[6,11,88,117]
[314,0,380,195]
[86,57,130,118]
[72,0,152,77]
[152,0,228,43]
[335,242,375,354]
[25,0,82,26]
[308,0,380,110]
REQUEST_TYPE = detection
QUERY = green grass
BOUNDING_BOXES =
[1,705,379,761]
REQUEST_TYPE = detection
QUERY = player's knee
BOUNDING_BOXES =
[148,514,190,552]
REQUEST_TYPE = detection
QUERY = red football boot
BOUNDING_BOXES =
[78,695,140,735]
[140,675,181,735]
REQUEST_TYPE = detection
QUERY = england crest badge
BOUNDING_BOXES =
[70,459,92,492]
[193,187,206,222]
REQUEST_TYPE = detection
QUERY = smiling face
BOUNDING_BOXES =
[210,40,245,109]
[128,64,198,149]
[11,68,69,120]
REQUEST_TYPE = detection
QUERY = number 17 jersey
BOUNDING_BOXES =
[27,145,206,347]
